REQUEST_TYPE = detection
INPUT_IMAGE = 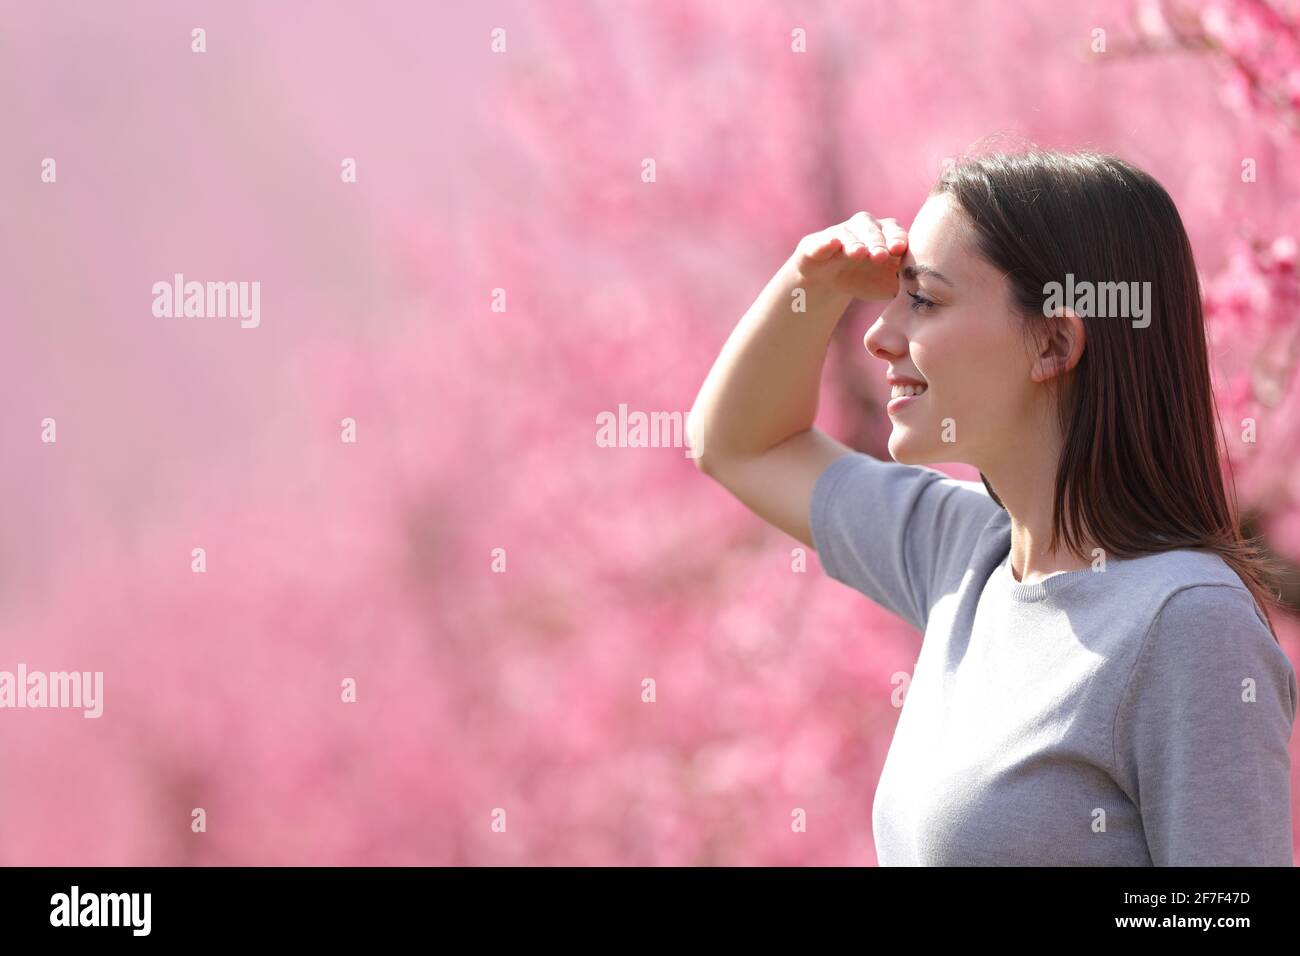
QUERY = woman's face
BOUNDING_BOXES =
[863,191,1040,471]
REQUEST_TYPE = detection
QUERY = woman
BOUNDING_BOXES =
[687,147,1298,866]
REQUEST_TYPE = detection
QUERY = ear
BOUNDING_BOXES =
[1030,306,1085,383]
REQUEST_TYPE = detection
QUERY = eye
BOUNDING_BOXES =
[907,291,937,312]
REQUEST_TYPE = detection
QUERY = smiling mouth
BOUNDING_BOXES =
[889,384,928,399]
[887,387,927,413]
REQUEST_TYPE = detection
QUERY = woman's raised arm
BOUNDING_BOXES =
[687,213,907,546]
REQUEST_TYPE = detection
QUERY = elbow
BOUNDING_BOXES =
[685,410,712,473]
[688,441,714,475]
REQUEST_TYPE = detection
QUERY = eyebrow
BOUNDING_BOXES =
[901,263,955,287]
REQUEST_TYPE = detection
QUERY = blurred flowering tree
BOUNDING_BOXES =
[2,0,1299,865]
[1123,1,1300,581]
[1128,0,1300,137]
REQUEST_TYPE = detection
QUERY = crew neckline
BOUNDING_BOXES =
[1000,548,1116,603]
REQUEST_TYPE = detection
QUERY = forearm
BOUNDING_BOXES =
[688,253,853,467]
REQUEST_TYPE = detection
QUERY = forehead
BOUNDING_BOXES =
[904,192,971,269]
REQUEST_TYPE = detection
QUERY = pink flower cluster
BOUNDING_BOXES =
[1205,233,1300,559]
[1138,0,1300,138]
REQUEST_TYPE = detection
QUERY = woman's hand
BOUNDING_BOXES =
[792,211,908,301]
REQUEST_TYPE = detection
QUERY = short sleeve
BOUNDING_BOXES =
[808,451,1002,632]
[1113,584,1299,866]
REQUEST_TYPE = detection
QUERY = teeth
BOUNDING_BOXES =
[891,384,928,398]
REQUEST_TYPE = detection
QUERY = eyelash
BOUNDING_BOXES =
[907,291,937,312]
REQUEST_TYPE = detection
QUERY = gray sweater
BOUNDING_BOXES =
[809,451,1298,866]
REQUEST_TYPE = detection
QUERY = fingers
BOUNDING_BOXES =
[802,230,842,262]
[838,225,871,260]
[800,213,908,269]
[878,217,908,255]
[844,213,881,259]
[845,212,907,261]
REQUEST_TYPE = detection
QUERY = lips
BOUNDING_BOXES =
[886,385,927,414]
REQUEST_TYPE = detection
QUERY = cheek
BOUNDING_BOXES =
[912,321,1026,422]
[916,315,1020,386]
[909,332,966,391]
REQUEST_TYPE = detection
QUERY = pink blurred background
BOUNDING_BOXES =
[1,0,1298,864]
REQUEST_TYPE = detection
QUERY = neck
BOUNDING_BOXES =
[978,431,1098,586]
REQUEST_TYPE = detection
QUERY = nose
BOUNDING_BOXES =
[862,302,909,363]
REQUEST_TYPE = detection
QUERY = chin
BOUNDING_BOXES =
[886,430,919,464]
[887,429,939,466]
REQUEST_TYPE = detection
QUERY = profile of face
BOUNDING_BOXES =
[862,191,1060,471]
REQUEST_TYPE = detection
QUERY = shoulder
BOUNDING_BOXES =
[814,453,1003,529]
[1123,547,1260,597]
[1120,562,1296,726]
[1131,548,1277,653]
[809,454,1006,632]
[1108,559,1298,865]
[812,454,1008,575]
[1104,548,1272,635]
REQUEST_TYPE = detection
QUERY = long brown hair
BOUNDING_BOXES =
[933,145,1285,641]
